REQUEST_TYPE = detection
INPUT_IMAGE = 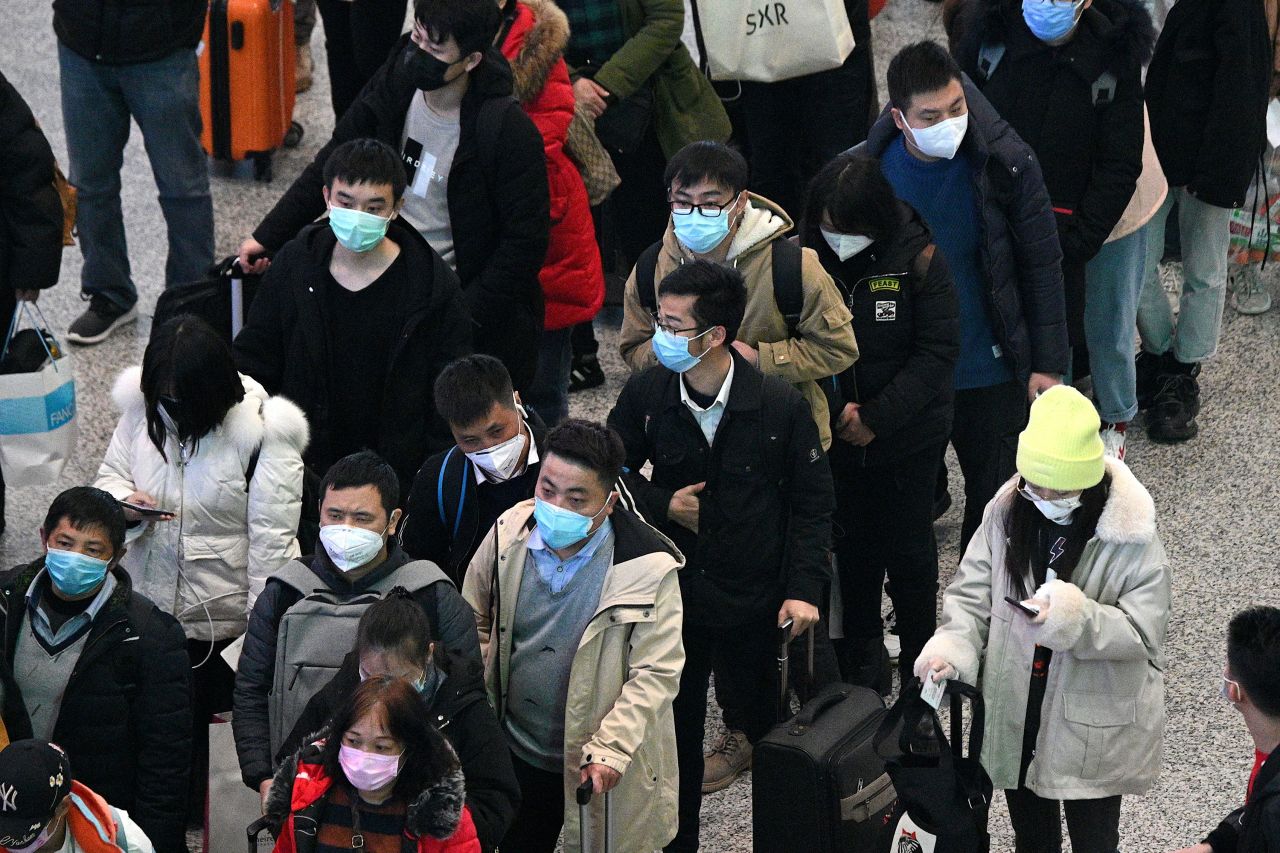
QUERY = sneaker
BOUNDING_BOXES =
[295,43,313,94]
[1231,265,1273,315]
[882,605,900,663]
[1100,422,1128,461]
[568,353,605,393]
[1134,349,1166,411]
[1145,367,1201,444]
[66,295,137,345]
[702,730,752,793]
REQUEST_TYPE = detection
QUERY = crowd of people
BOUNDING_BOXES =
[0,0,1278,848]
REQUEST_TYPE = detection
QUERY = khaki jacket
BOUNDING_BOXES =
[462,502,685,853]
[618,195,858,449]
[1107,106,1168,243]
[917,458,1170,800]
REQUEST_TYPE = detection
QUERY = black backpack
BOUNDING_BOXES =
[976,41,1117,106]
[634,237,805,337]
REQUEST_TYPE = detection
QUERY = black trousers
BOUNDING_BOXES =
[605,123,670,271]
[186,637,236,822]
[1005,788,1122,853]
[666,621,778,853]
[833,442,944,685]
[315,0,408,121]
[950,381,1027,554]
[502,752,565,853]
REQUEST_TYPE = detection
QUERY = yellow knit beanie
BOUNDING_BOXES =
[1016,385,1105,491]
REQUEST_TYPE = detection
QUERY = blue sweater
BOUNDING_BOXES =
[882,136,1012,390]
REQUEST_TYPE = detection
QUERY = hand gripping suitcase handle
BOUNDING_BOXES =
[776,618,816,720]
[576,779,613,853]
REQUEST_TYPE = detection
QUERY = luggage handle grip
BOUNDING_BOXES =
[247,815,274,853]
[576,779,612,853]
[788,687,850,732]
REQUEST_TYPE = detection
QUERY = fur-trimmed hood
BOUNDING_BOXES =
[503,0,570,104]
[110,365,309,456]
[958,0,1155,75]
[267,728,467,842]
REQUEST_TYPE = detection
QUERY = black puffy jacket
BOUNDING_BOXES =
[804,202,960,469]
[250,38,550,391]
[234,217,471,495]
[1145,0,1271,209]
[856,79,1069,384]
[956,0,1152,266]
[0,563,191,853]
[54,0,205,64]
[231,543,482,791]
[1203,745,1280,853]
[280,648,520,852]
[0,72,62,298]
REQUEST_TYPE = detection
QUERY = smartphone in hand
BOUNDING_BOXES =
[1004,596,1041,618]
[118,500,175,519]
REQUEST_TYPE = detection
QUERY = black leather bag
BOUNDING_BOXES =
[579,67,654,155]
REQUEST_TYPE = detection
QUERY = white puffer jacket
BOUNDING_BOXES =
[95,367,310,641]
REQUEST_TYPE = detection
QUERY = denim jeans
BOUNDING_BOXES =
[525,326,573,427]
[1136,187,1231,363]
[1084,227,1148,424]
[58,43,214,310]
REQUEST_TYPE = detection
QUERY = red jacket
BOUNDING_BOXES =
[500,0,604,331]
[269,756,480,853]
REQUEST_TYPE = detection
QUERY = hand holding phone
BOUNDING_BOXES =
[1004,596,1041,618]
[118,500,175,520]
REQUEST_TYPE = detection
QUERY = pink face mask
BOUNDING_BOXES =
[338,743,401,792]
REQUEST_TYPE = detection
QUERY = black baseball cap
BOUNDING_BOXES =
[0,741,72,849]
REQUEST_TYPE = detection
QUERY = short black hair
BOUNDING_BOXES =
[802,154,902,248]
[323,138,408,202]
[433,354,516,428]
[656,260,748,344]
[356,588,433,664]
[664,141,750,197]
[1228,606,1280,717]
[42,487,127,557]
[143,315,246,463]
[413,0,502,57]
[320,451,400,517]
[544,420,624,491]
[886,41,964,112]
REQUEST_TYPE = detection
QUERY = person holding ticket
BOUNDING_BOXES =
[914,385,1171,853]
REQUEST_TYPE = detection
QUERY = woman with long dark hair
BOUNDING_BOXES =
[915,385,1170,852]
[267,676,480,852]
[94,314,309,816]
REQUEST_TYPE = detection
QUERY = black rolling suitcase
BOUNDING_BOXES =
[152,257,260,345]
[752,620,897,852]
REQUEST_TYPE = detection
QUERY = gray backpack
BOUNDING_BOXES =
[267,559,449,757]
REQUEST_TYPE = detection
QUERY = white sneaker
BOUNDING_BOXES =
[1231,265,1273,315]
[1100,423,1127,461]
[884,633,901,664]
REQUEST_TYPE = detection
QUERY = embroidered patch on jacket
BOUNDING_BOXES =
[868,277,901,292]
[875,301,897,321]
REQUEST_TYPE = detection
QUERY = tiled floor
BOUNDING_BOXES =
[2,0,1277,849]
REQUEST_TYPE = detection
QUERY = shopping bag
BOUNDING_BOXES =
[206,713,274,853]
[1227,152,1280,266]
[0,303,77,487]
[692,0,854,83]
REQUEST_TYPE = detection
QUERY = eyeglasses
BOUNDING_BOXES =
[651,313,704,336]
[667,197,732,217]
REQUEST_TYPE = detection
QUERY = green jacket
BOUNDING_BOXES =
[588,0,730,157]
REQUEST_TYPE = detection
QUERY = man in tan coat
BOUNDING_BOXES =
[462,419,685,853]
[617,140,859,451]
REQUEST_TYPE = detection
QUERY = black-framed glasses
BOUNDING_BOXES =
[651,312,704,336]
[667,196,732,217]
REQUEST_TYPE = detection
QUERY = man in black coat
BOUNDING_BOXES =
[0,71,64,535]
[1136,0,1271,443]
[237,0,550,391]
[0,487,191,853]
[234,139,472,503]
[607,261,833,853]
[856,41,1069,552]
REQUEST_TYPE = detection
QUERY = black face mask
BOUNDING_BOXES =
[399,43,460,92]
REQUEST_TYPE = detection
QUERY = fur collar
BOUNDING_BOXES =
[111,366,308,456]
[996,456,1156,546]
[507,0,569,104]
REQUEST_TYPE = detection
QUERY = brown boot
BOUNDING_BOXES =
[295,43,313,93]
[701,729,752,793]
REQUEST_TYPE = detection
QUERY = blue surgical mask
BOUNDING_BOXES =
[1022,0,1084,43]
[652,325,712,374]
[533,496,610,550]
[328,205,391,253]
[673,209,732,254]
[44,548,110,597]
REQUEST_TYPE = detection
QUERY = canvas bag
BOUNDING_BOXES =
[205,713,274,853]
[0,302,77,486]
[692,0,854,83]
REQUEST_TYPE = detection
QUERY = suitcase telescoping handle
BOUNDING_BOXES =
[776,618,816,721]
[246,815,274,853]
[576,778,613,853]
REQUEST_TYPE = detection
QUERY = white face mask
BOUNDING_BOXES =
[1019,484,1082,525]
[906,112,969,160]
[466,425,528,483]
[319,523,388,572]
[821,229,874,262]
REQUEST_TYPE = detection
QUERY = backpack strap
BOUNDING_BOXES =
[770,239,804,338]
[270,560,323,597]
[1091,70,1117,106]
[436,447,469,542]
[635,241,663,316]
[911,244,937,282]
[976,40,1006,82]
[243,444,262,494]
[475,97,514,175]
[365,560,452,594]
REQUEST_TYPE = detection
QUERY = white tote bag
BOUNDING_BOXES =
[0,304,77,487]
[206,714,275,853]
[694,0,855,83]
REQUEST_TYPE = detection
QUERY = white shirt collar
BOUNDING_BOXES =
[679,358,734,414]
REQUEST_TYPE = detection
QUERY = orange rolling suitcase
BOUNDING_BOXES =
[199,0,298,180]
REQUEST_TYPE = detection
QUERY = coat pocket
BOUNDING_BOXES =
[1062,692,1137,781]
